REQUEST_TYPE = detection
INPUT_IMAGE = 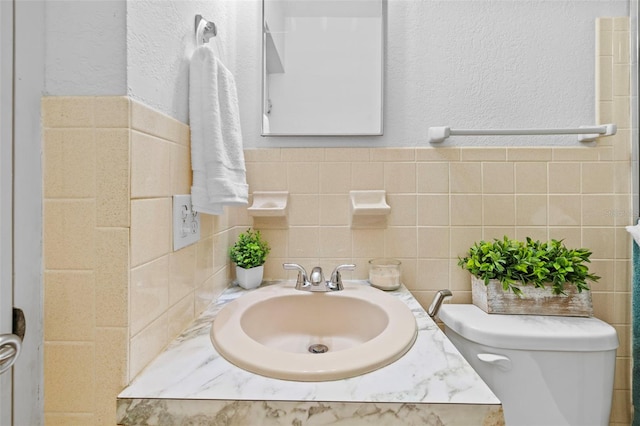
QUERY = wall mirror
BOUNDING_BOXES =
[262,0,384,136]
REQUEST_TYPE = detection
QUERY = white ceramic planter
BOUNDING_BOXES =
[235,265,264,290]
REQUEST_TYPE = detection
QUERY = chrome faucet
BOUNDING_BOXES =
[283,263,356,292]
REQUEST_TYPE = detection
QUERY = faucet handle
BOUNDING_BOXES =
[329,264,356,290]
[283,263,308,289]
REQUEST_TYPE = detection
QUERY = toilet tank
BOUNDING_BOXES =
[439,304,619,426]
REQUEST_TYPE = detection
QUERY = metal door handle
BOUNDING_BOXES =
[0,334,21,374]
[0,345,15,362]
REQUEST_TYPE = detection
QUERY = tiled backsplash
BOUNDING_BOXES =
[241,141,631,424]
[42,17,632,426]
[246,145,630,295]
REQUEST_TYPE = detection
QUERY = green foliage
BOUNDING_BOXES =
[458,236,600,296]
[229,228,270,269]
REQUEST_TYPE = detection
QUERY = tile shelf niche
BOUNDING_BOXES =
[350,190,391,229]
[247,191,288,229]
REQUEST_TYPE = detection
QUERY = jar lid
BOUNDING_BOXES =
[369,258,401,266]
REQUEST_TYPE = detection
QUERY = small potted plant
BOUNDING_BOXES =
[229,228,270,289]
[458,236,599,316]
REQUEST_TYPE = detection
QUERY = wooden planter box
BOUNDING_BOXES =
[471,276,593,317]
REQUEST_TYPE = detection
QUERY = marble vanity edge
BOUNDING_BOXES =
[116,398,505,426]
[117,281,502,425]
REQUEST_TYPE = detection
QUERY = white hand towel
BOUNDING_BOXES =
[189,45,248,215]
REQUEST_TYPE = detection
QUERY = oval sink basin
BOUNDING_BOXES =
[210,282,417,381]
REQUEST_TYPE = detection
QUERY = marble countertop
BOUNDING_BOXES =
[118,281,500,406]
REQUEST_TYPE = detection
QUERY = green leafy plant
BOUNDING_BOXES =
[458,236,600,296]
[229,228,270,269]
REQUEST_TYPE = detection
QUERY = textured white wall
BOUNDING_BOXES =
[44,0,628,147]
[236,0,629,147]
[44,0,127,95]
[44,0,238,122]
[126,0,238,123]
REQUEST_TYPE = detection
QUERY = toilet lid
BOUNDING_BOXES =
[438,304,619,351]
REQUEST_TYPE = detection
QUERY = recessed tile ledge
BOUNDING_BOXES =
[116,282,503,426]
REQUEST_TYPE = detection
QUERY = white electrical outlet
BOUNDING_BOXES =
[173,195,201,251]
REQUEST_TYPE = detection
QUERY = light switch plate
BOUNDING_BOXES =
[173,194,201,251]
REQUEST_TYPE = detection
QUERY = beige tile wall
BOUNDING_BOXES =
[598,17,633,426]
[42,97,234,425]
[236,18,632,424]
[244,142,631,424]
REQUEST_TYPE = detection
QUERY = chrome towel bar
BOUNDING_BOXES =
[427,123,617,144]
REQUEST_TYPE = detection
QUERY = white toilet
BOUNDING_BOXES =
[438,304,618,426]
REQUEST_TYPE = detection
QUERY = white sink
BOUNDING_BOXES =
[210,282,417,381]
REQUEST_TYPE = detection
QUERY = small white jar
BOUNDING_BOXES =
[368,258,401,291]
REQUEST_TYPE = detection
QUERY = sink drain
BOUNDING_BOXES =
[308,344,329,354]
